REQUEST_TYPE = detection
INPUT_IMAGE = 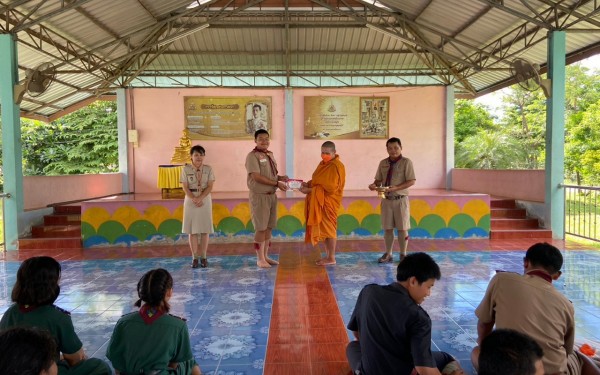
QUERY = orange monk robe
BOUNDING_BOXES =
[304,155,346,245]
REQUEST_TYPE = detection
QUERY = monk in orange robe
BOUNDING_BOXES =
[300,141,346,265]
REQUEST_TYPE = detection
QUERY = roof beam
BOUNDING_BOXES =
[98,0,270,89]
[12,0,96,33]
[476,0,552,29]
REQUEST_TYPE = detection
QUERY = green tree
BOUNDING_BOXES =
[564,65,600,184]
[566,99,600,185]
[456,129,528,169]
[21,101,118,175]
[454,99,495,144]
[499,86,546,169]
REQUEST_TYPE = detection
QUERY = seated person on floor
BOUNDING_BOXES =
[107,268,201,375]
[472,242,600,375]
[0,256,112,375]
[0,326,59,375]
[346,252,465,375]
[478,329,544,375]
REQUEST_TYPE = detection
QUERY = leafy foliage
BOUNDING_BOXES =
[454,100,495,144]
[455,63,600,186]
[21,101,118,175]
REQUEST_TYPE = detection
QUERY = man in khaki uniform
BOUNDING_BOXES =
[245,129,288,268]
[368,137,416,263]
[472,242,600,375]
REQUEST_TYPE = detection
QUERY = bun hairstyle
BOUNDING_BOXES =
[11,256,61,306]
[135,268,173,312]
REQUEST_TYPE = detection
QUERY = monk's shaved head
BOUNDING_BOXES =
[322,141,336,152]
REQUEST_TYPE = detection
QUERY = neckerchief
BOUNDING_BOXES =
[192,164,203,187]
[385,156,402,187]
[253,147,278,177]
[139,304,165,325]
[19,304,38,313]
[526,269,552,283]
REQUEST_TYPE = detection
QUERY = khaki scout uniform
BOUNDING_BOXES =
[475,272,576,374]
[374,157,416,230]
[180,164,215,234]
[245,149,279,231]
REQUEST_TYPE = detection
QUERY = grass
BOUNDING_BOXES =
[565,194,600,245]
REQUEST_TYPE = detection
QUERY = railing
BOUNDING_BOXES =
[562,184,600,243]
[0,193,11,251]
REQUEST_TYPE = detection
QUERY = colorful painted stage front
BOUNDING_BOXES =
[81,190,491,248]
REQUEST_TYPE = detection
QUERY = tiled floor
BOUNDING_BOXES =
[1,239,599,375]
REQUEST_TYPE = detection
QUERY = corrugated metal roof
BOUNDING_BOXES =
[2,0,600,119]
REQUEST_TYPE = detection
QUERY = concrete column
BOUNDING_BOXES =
[0,34,24,250]
[445,86,455,190]
[545,30,566,239]
[116,88,130,193]
[284,88,294,195]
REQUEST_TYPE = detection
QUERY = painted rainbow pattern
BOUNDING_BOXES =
[81,197,490,247]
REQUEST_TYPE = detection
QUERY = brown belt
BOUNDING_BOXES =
[384,195,405,200]
[190,188,201,192]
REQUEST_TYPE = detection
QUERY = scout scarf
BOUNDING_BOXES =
[253,147,278,177]
[526,269,552,283]
[385,156,402,187]
[139,304,165,325]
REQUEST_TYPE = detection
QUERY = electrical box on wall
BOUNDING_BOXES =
[128,129,139,147]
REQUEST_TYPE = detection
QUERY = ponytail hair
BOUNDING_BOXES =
[135,268,173,312]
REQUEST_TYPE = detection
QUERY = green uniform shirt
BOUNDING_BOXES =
[0,304,82,355]
[107,311,197,375]
[0,304,111,375]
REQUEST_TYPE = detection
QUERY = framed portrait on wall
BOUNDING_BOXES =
[359,97,389,139]
[245,102,269,135]
[184,96,272,139]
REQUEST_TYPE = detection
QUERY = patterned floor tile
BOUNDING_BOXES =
[1,244,599,375]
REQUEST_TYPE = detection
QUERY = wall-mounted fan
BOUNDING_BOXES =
[14,62,56,104]
[509,58,551,98]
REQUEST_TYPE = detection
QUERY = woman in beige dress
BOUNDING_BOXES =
[181,145,215,268]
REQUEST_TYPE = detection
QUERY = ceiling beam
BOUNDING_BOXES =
[12,0,95,33]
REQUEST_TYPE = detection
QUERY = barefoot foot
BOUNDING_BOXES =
[316,258,336,266]
[266,257,279,265]
[257,260,272,268]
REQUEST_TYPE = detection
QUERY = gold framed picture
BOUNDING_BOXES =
[359,97,389,139]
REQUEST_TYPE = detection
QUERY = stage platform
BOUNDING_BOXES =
[81,189,490,248]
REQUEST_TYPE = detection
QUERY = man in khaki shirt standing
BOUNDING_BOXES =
[245,129,288,268]
[368,137,416,263]
[472,242,600,375]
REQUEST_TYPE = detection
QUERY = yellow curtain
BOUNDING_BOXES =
[157,165,184,189]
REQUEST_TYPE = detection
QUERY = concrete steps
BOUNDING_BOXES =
[18,205,82,250]
[490,199,552,239]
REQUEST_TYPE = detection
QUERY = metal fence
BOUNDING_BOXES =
[563,184,600,243]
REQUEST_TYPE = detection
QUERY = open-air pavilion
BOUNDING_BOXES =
[1,1,600,374]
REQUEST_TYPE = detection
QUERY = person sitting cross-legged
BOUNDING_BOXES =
[346,252,465,375]
[472,242,600,375]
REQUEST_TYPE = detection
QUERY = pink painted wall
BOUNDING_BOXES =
[129,87,447,193]
[291,87,447,190]
[452,169,545,202]
[23,173,123,210]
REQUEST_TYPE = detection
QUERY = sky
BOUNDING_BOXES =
[474,53,600,117]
